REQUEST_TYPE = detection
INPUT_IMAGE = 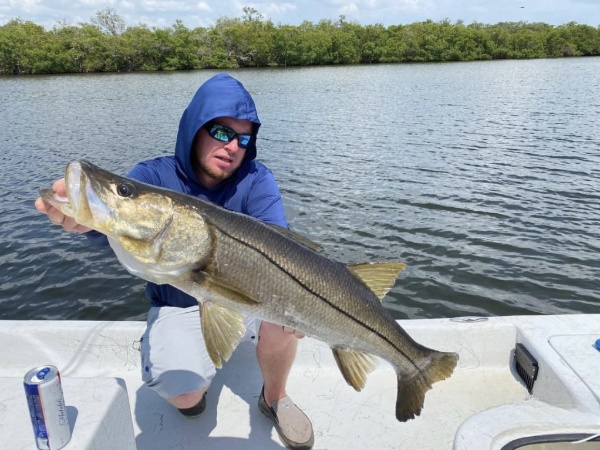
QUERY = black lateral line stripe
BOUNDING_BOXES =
[218,227,424,376]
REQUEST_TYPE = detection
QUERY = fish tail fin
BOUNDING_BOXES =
[396,350,459,422]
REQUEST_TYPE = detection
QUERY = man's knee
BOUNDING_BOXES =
[258,322,302,354]
[167,388,207,409]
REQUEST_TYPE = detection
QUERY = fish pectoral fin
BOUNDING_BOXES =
[347,262,407,300]
[200,301,246,369]
[171,275,258,368]
[332,348,378,391]
[193,272,261,306]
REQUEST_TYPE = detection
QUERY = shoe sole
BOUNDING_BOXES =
[258,388,314,450]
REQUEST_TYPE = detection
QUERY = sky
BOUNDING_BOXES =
[1,0,600,30]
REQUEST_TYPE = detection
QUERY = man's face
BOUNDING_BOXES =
[193,116,253,188]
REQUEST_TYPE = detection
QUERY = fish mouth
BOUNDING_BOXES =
[65,161,82,213]
[39,189,69,208]
[70,160,113,228]
[38,161,84,217]
[42,160,109,228]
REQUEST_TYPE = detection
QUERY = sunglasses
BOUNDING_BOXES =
[204,122,252,149]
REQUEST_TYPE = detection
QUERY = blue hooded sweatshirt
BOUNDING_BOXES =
[88,73,288,308]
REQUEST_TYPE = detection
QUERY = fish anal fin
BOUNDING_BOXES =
[332,348,378,391]
[347,262,407,300]
[200,301,246,369]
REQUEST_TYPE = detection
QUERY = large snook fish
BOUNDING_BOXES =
[40,160,458,422]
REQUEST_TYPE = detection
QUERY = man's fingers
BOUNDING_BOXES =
[47,206,66,226]
[34,197,49,214]
[282,326,306,339]
[52,178,67,196]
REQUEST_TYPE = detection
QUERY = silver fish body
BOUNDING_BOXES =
[40,160,458,422]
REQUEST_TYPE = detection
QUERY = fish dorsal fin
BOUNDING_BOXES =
[269,224,324,252]
[347,262,407,300]
[200,301,246,368]
[332,348,378,391]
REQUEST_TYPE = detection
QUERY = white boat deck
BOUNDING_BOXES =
[1,315,599,450]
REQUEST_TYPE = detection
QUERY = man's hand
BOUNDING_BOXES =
[34,178,92,233]
[282,326,306,339]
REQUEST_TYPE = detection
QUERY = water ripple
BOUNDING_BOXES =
[2,60,600,321]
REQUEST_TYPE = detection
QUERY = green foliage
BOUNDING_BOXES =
[0,19,48,74]
[1,11,599,75]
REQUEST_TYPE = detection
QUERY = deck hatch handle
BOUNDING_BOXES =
[514,343,538,393]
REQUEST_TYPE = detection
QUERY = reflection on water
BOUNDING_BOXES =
[1,59,599,321]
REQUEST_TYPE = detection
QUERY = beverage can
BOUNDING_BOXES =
[23,365,71,450]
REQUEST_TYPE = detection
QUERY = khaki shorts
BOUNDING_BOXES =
[140,305,260,399]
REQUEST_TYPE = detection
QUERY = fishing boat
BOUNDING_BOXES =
[1,314,599,449]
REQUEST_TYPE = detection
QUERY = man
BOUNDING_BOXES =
[34,73,314,450]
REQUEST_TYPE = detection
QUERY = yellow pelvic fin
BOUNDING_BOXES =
[347,262,407,300]
[332,348,378,391]
[175,273,260,369]
[200,301,246,369]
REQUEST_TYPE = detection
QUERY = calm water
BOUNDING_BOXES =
[1,59,599,322]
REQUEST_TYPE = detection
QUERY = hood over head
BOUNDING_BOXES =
[174,73,261,186]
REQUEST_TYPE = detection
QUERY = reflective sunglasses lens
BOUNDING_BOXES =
[238,134,251,148]
[210,124,234,143]
[207,123,251,148]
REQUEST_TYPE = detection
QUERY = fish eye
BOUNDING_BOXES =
[116,183,134,198]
